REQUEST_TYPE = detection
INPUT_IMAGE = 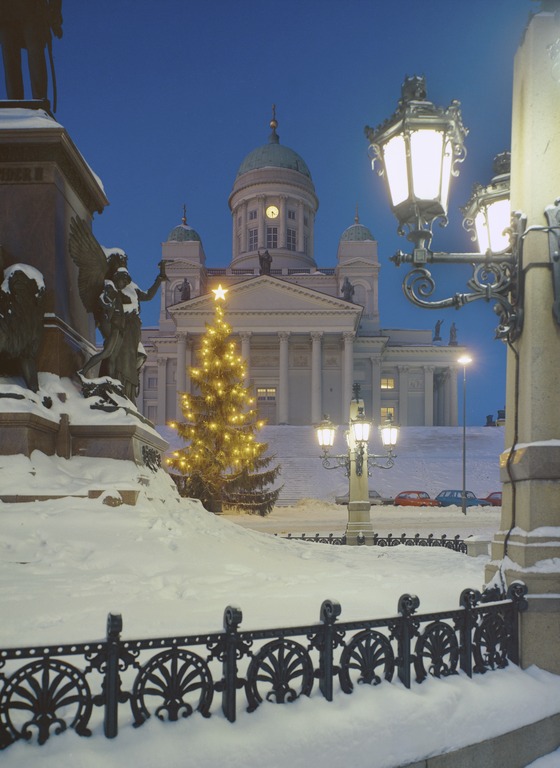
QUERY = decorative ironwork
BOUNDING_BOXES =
[0,584,528,750]
[245,639,314,711]
[277,531,467,553]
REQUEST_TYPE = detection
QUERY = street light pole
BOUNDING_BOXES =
[457,355,472,516]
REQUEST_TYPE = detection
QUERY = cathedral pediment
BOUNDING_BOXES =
[170,275,362,333]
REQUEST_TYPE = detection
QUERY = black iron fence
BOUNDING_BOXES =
[277,531,468,552]
[0,583,527,751]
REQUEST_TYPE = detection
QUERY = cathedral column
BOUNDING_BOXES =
[157,357,167,425]
[423,365,434,426]
[398,365,409,426]
[240,332,252,388]
[311,332,323,424]
[370,356,381,424]
[176,332,188,413]
[257,195,266,250]
[279,195,287,249]
[448,367,458,426]
[297,201,304,252]
[241,201,248,254]
[342,332,354,417]
[278,332,290,424]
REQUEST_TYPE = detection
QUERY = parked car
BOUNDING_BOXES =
[435,490,491,508]
[335,489,384,505]
[393,491,441,508]
[482,491,502,506]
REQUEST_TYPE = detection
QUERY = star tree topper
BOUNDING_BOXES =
[212,284,228,301]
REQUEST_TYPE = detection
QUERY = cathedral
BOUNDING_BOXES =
[138,113,464,428]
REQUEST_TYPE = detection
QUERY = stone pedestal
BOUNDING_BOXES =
[0,108,108,376]
[485,10,560,674]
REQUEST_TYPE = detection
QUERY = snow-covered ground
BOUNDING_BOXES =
[1,376,559,767]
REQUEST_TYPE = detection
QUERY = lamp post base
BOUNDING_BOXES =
[345,501,373,545]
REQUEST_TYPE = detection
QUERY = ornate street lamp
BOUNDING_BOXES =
[364,76,560,344]
[315,384,398,545]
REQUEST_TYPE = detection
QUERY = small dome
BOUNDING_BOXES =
[167,223,201,243]
[340,211,374,242]
[236,111,312,179]
[167,207,202,243]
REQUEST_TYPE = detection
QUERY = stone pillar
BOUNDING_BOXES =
[240,332,252,387]
[311,332,323,424]
[278,332,290,424]
[258,195,266,249]
[279,195,287,248]
[185,336,193,394]
[370,356,381,424]
[342,332,354,417]
[448,367,458,427]
[423,366,434,426]
[157,357,167,426]
[485,8,560,674]
[398,365,409,426]
[297,201,304,252]
[176,332,188,414]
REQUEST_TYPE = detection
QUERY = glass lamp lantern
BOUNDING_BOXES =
[315,417,336,450]
[462,152,511,254]
[365,76,467,249]
[350,408,371,444]
[380,418,399,451]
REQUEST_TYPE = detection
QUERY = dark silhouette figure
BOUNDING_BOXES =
[433,319,444,342]
[180,277,191,301]
[258,250,272,275]
[341,276,355,302]
[0,0,63,105]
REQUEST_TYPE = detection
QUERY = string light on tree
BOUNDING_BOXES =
[168,286,282,515]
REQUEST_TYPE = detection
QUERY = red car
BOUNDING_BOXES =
[394,491,441,508]
[482,492,502,506]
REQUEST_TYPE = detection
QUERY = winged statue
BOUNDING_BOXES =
[68,217,166,402]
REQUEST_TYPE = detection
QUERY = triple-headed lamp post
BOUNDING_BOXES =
[316,383,398,545]
[364,0,560,674]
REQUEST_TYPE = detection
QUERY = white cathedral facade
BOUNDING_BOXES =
[138,115,465,428]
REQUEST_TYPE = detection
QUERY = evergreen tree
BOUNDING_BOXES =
[169,290,282,515]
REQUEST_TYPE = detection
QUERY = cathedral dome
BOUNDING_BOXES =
[236,114,312,179]
[167,209,202,243]
[340,213,374,242]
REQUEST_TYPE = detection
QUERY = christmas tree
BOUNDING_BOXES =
[168,286,282,516]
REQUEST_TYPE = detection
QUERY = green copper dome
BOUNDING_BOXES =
[167,208,202,243]
[236,115,312,179]
[340,213,374,242]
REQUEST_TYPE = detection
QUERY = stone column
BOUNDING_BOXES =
[485,8,560,674]
[157,357,167,426]
[278,332,290,424]
[370,356,381,424]
[176,332,188,415]
[311,332,323,424]
[398,365,409,426]
[279,194,287,248]
[240,332,252,388]
[448,367,458,427]
[423,366,434,426]
[185,336,193,394]
[297,201,304,252]
[241,201,248,254]
[258,195,266,249]
[342,332,354,417]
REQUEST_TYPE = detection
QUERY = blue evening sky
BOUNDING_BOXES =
[7,0,536,424]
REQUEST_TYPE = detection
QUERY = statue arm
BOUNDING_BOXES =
[48,1,64,38]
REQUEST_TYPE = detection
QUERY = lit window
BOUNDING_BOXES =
[267,227,278,249]
[381,407,395,421]
[287,228,296,251]
[249,209,257,220]
[288,209,296,220]
[381,377,395,390]
[248,228,258,250]
[257,387,276,402]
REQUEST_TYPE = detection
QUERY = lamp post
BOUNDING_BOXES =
[315,383,398,545]
[457,355,472,516]
[364,2,560,673]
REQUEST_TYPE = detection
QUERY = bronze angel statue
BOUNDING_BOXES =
[68,217,166,402]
